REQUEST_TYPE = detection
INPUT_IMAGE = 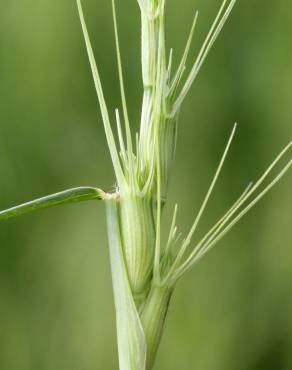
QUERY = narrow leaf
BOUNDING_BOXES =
[0,187,103,220]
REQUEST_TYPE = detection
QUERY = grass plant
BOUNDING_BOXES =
[0,0,291,369]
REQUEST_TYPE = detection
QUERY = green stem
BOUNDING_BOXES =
[106,199,147,370]
[106,197,172,370]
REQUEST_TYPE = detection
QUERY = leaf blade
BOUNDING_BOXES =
[0,187,104,220]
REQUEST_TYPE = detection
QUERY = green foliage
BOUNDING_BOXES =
[0,187,103,220]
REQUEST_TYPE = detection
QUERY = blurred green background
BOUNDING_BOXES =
[0,0,291,369]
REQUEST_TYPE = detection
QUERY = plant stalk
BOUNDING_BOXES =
[106,197,147,370]
[106,196,173,370]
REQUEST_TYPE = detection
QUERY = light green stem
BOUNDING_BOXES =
[106,197,172,370]
[106,199,147,370]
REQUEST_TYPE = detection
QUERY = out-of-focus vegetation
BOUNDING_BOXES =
[0,0,291,369]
